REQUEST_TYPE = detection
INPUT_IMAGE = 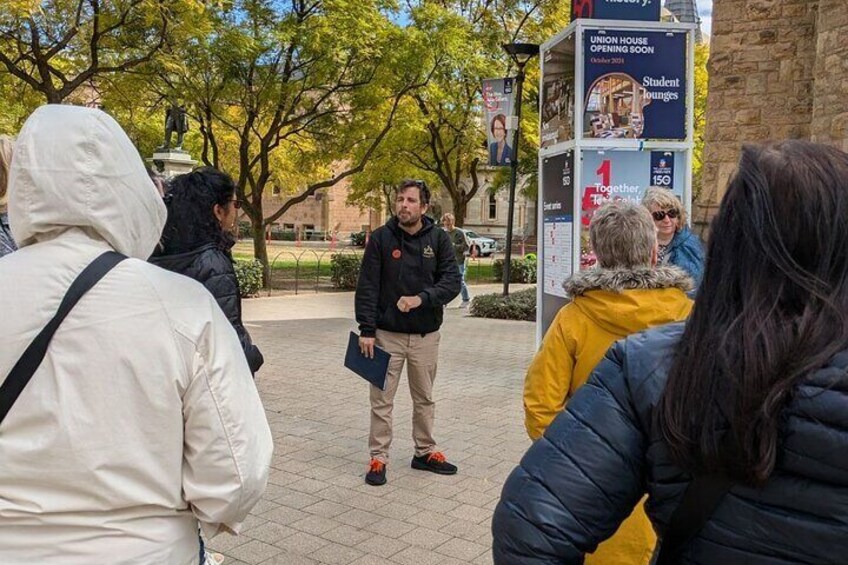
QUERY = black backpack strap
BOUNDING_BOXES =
[655,474,732,565]
[0,251,127,425]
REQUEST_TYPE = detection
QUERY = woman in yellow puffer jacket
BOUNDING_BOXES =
[523,200,693,565]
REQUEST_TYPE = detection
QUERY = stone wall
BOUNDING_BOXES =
[696,0,847,231]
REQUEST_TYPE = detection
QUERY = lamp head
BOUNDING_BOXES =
[503,43,540,67]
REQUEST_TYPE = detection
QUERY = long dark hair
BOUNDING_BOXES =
[659,141,848,486]
[155,166,236,255]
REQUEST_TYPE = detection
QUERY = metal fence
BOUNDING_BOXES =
[246,243,538,294]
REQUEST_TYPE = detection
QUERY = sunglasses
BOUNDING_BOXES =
[651,208,679,222]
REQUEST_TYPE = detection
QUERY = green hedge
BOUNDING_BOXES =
[492,257,537,283]
[234,259,263,297]
[469,287,536,321]
[331,254,361,289]
[350,231,367,247]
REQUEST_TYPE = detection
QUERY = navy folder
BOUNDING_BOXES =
[344,332,390,391]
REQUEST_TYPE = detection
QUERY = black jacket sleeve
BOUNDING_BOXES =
[203,253,264,374]
[492,341,646,564]
[355,235,382,338]
[418,230,461,307]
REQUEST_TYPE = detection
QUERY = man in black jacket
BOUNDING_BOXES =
[355,180,461,486]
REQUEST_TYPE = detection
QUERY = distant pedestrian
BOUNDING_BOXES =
[355,179,461,486]
[150,167,264,374]
[493,140,848,564]
[642,187,704,286]
[523,200,693,564]
[0,135,17,257]
[0,105,273,565]
[441,212,471,307]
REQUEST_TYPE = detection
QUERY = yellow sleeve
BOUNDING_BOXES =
[523,308,577,441]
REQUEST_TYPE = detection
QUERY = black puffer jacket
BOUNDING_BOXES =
[355,216,460,337]
[493,323,848,564]
[150,243,264,373]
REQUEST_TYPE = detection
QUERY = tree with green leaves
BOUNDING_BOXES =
[0,0,201,104]
[156,0,437,284]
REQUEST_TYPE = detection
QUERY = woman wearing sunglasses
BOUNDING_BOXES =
[151,167,264,376]
[642,187,704,286]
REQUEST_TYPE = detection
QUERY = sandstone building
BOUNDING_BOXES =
[697,0,848,230]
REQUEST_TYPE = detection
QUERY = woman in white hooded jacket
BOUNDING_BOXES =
[0,105,274,564]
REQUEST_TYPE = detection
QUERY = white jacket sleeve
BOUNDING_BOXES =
[181,299,274,538]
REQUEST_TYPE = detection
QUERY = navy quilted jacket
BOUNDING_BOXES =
[493,323,848,564]
[150,243,264,374]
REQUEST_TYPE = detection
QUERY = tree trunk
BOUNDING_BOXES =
[453,197,468,228]
[250,217,270,288]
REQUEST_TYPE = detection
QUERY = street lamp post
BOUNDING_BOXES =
[501,42,539,296]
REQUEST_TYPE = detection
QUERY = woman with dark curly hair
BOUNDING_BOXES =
[151,167,263,374]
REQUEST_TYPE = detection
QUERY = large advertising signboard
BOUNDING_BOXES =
[579,150,685,268]
[481,78,516,167]
[541,151,575,334]
[541,36,576,149]
[583,29,687,141]
[571,0,662,21]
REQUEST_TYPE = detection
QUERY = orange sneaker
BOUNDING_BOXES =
[365,458,387,486]
[411,451,457,475]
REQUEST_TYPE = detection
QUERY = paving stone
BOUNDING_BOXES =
[310,541,365,564]
[353,533,410,558]
[434,538,489,562]
[273,530,330,555]
[226,539,284,564]
[398,526,452,550]
[244,522,299,545]
[320,524,374,547]
[290,514,343,536]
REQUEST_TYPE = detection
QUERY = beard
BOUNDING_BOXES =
[397,211,421,227]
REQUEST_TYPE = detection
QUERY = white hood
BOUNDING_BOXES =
[7,105,166,259]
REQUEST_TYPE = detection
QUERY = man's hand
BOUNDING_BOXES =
[359,336,375,359]
[396,295,423,313]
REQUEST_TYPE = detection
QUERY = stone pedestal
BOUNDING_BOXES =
[149,151,196,178]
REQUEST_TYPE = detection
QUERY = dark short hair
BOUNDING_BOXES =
[490,114,507,135]
[397,179,430,205]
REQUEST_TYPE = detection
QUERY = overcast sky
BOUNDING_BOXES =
[698,0,713,36]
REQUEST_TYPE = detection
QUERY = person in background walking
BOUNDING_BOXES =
[0,105,273,565]
[356,179,461,486]
[493,140,848,564]
[150,167,264,374]
[642,187,704,286]
[0,135,17,257]
[441,212,471,307]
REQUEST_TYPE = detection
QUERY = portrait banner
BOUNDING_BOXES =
[481,78,516,167]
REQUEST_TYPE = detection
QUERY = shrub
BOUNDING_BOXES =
[492,257,537,283]
[238,221,252,239]
[234,259,263,297]
[470,287,536,321]
[524,253,537,262]
[350,231,367,247]
[331,253,361,289]
[269,229,297,241]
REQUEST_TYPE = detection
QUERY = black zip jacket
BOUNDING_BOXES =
[355,216,461,337]
[150,243,264,374]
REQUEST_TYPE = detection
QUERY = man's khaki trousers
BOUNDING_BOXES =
[370,329,440,462]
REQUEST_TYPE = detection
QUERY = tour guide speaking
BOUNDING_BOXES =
[354,179,461,486]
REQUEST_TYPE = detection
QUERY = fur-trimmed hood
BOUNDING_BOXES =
[564,265,693,296]
[563,266,694,337]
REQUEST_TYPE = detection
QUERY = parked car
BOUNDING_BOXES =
[459,228,498,257]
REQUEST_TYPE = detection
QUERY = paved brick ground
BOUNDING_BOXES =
[209,286,535,564]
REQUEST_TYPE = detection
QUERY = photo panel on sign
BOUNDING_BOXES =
[579,150,685,269]
[541,34,576,149]
[582,29,688,141]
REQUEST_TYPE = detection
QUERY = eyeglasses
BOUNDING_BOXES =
[231,199,242,209]
[651,208,679,222]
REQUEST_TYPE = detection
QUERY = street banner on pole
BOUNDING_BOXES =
[481,78,516,167]
[583,29,687,140]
